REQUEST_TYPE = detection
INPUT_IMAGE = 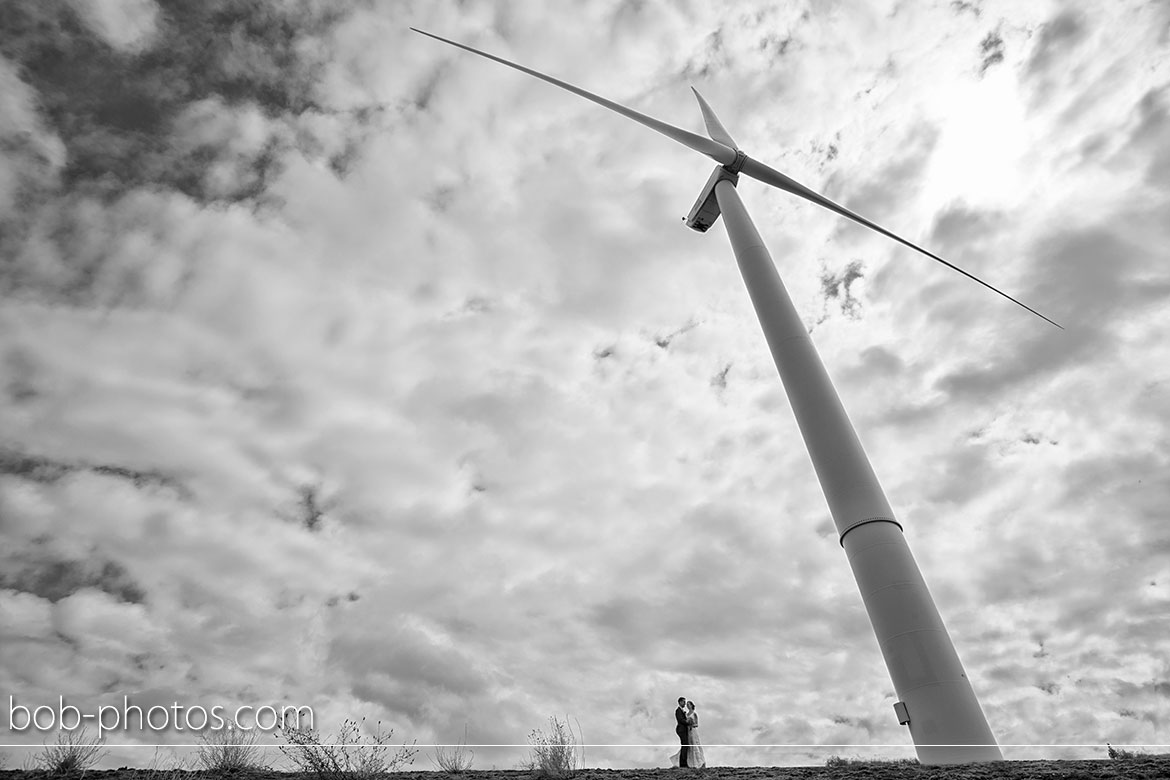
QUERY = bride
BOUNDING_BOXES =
[670,700,706,768]
[686,701,706,768]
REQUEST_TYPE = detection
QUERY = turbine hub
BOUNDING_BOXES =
[723,149,748,175]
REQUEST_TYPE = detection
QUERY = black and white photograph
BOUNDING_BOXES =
[1,1,1168,777]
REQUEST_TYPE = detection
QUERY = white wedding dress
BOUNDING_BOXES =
[669,711,706,768]
[688,712,706,768]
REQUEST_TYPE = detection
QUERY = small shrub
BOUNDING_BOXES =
[279,716,417,779]
[524,716,580,777]
[31,728,107,773]
[432,725,474,774]
[195,721,268,773]
[1106,743,1157,760]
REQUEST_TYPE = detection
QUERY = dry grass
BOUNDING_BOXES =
[141,746,186,780]
[1105,743,1161,761]
[433,725,475,774]
[195,721,269,773]
[28,728,107,773]
[278,716,417,779]
[522,716,581,777]
[824,756,918,767]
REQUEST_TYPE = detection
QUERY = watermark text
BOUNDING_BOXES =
[8,696,313,739]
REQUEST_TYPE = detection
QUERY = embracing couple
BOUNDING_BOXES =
[670,697,705,768]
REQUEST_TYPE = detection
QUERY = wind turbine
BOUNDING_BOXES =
[412,27,1060,765]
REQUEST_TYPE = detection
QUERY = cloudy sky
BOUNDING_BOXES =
[2,0,1169,769]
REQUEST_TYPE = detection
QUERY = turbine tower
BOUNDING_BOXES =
[413,27,1061,765]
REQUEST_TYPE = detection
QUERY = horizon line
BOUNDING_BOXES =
[2,743,1166,748]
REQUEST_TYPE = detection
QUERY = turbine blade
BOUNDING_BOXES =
[690,87,738,149]
[410,28,736,166]
[740,156,1063,329]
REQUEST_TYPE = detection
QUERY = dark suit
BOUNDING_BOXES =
[675,706,689,767]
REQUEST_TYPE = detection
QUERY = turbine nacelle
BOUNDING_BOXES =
[684,165,738,233]
[685,135,747,233]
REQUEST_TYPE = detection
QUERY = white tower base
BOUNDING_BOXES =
[714,179,1001,764]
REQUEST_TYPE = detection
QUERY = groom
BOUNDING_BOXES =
[675,696,689,768]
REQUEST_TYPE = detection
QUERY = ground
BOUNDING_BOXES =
[5,759,1170,780]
